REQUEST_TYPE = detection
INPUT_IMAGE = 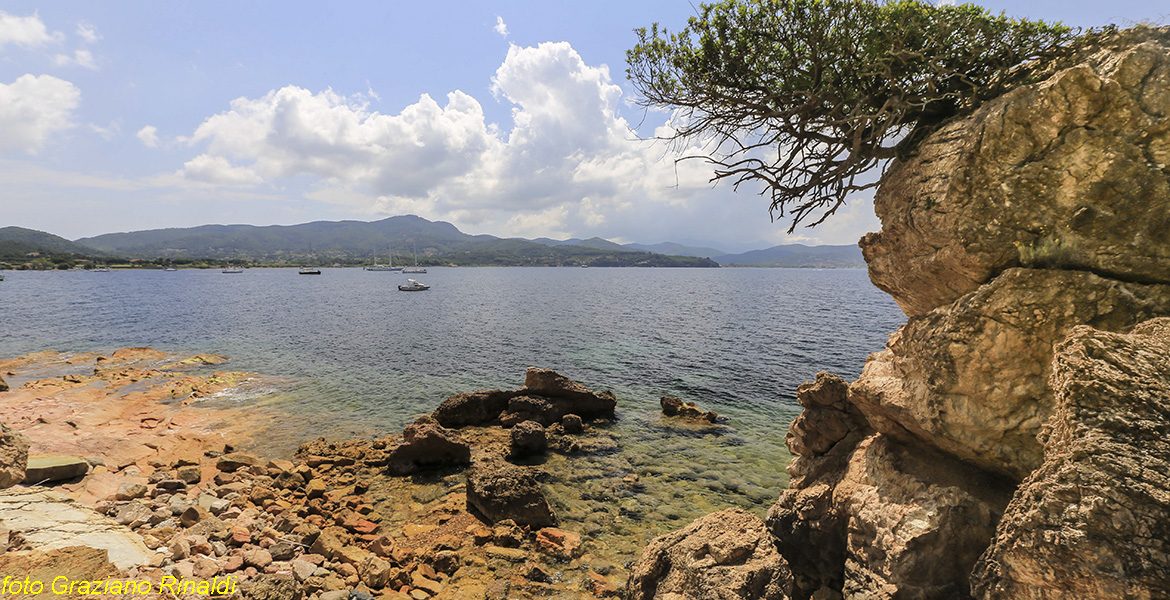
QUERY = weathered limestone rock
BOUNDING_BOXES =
[384,421,471,476]
[0,373,8,392]
[23,454,90,483]
[465,457,556,528]
[514,367,617,422]
[0,423,29,489]
[0,486,153,570]
[785,372,870,487]
[833,435,1012,600]
[861,29,1170,317]
[972,319,1170,599]
[660,396,719,423]
[850,268,1170,479]
[431,389,519,428]
[627,507,792,600]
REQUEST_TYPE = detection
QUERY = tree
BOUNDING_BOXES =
[627,0,1081,231]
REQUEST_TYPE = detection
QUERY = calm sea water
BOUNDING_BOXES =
[0,266,902,551]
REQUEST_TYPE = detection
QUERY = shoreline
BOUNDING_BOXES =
[0,348,758,599]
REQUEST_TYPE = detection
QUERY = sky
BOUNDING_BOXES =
[0,2,1164,252]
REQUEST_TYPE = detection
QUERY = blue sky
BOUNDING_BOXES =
[1,2,1163,252]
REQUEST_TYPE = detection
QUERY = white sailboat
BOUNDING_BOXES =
[365,246,402,271]
[402,243,426,274]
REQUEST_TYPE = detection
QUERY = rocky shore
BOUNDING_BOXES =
[1,349,721,599]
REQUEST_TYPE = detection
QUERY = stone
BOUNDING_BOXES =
[496,368,617,426]
[466,457,557,528]
[180,505,209,528]
[114,501,154,528]
[216,452,262,473]
[359,555,395,589]
[534,527,581,560]
[22,454,89,483]
[431,388,519,427]
[0,423,29,489]
[176,465,202,483]
[972,319,1170,599]
[306,478,326,498]
[850,268,1170,479]
[244,546,274,569]
[860,31,1170,317]
[0,373,7,392]
[660,396,719,422]
[235,573,303,600]
[115,482,148,501]
[508,420,548,458]
[384,422,471,476]
[627,508,791,600]
[561,414,584,434]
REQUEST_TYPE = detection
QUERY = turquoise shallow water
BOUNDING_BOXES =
[0,266,903,550]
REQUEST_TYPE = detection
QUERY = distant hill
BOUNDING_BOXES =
[74,216,717,268]
[624,241,725,258]
[715,244,864,268]
[0,226,105,258]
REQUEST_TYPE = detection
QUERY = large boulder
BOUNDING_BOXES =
[431,389,519,428]
[465,457,556,528]
[627,507,791,600]
[0,423,30,489]
[515,367,617,421]
[0,373,8,392]
[850,268,1170,480]
[385,421,471,476]
[972,318,1170,599]
[860,29,1170,317]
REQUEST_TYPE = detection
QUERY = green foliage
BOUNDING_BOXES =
[627,0,1081,230]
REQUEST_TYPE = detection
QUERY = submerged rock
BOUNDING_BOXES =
[626,507,791,600]
[465,457,556,528]
[972,318,1170,599]
[660,396,719,423]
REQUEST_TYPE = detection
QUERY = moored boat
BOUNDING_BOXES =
[398,279,430,291]
[298,267,322,275]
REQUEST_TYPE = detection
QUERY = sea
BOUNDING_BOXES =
[0,266,904,557]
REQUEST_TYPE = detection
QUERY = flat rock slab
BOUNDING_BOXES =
[24,454,90,483]
[0,486,153,570]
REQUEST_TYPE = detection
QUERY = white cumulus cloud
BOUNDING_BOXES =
[494,16,508,37]
[0,74,80,154]
[175,40,874,244]
[137,125,160,148]
[0,11,62,49]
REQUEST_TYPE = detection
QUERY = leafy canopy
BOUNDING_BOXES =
[627,0,1078,230]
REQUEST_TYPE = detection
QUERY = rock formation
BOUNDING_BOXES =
[626,508,791,600]
[0,423,29,489]
[465,457,558,528]
[632,27,1170,600]
[432,367,616,428]
[971,318,1170,599]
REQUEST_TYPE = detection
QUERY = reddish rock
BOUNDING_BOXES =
[385,423,471,476]
[535,527,582,560]
[466,458,557,528]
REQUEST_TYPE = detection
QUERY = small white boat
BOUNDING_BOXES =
[402,266,426,274]
[0,272,5,281]
[298,267,322,275]
[93,266,111,272]
[398,279,430,291]
[164,267,178,271]
[365,246,403,271]
[222,266,244,274]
